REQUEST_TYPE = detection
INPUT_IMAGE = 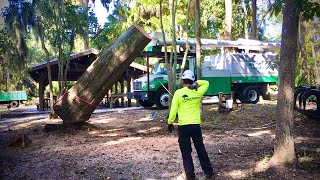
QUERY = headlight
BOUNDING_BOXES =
[150,84,155,89]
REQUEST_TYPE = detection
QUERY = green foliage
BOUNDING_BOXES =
[1,0,100,96]
[272,0,320,20]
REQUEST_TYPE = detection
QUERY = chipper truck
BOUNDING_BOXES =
[128,35,280,109]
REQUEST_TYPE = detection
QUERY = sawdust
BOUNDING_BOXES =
[0,98,319,179]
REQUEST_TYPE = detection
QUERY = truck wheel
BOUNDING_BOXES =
[242,87,260,104]
[155,89,169,109]
[10,101,19,108]
[138,100,154,108]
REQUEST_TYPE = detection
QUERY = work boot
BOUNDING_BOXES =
[204,169,217,179]
[186,175,196,180]
[205,173,213,179]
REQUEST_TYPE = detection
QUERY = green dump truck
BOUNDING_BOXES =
[0,91,28,107]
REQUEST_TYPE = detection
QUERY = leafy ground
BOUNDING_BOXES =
[0,98,319,180]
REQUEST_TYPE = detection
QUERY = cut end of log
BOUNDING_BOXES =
[133,24,151,40]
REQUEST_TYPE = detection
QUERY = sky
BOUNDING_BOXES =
[92,0,110,27]
[92,0,282,40]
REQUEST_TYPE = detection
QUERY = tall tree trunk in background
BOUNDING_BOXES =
[195,0,203,115]
[64,34,75,92]
[299,14,308,82]
[58,43,64,93]
[82,0,89,49]
[159,0,171,108]
[257,4,273,31]
[243,1,249,39]
[223,0,232,41]
[251,0,257,39]
[195,0,201,79]
[180,0,191,85]
[41,38,55,118]
[172,0,178,93]
[5,72,9,92]
[169,0,177,99]
[310,18,320,84]
[271,0,299,164]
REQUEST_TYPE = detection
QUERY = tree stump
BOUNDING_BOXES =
[53,25,151,123]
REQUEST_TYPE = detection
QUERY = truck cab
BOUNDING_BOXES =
[128,53,196,109]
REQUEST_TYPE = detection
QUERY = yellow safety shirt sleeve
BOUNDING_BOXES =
[168,80,209,125]
[168,90,179,124]
[196,80,210,95]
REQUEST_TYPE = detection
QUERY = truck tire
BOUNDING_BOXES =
[294,87,307,109]
[155,88,169,109]
[294,86,317,109]
[10,101,19,108]
[138,100,154,108]
[242,86,260,104]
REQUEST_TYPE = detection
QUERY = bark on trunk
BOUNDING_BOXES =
[53,25,151,123]
[271,0,298,164]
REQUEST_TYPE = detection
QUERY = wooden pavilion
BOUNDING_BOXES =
[29,48,148,111]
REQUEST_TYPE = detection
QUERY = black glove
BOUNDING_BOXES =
[188,81,198,90]
[168,124,174,133]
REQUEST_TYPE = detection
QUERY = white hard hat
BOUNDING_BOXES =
[182,70,195,81]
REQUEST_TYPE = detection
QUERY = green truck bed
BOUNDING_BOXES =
[0,91,28,102]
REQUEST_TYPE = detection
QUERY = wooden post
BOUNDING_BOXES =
[38,71,48,111]
[231,91,234,100]
[53,25,151,123]
[262,83,271,100]
[127,77,132,107]
[120,78,125,107]
[218,92,223,113]
[115,82,119,107]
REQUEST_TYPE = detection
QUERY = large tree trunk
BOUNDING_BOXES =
[271,0,299,164]
[251,0,257,39]
[54,25,151,123]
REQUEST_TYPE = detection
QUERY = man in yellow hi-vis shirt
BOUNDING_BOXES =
[168,70,214,180]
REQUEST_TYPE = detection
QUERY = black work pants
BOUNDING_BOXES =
[178,124,213,179]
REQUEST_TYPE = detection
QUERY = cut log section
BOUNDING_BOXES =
[54,25,151,123]
[9,130,32,147]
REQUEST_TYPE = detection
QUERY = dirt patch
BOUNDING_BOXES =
[0,99,319,179]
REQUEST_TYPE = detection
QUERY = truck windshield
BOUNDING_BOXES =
[154,63,167,75]
[154,61,185,75]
